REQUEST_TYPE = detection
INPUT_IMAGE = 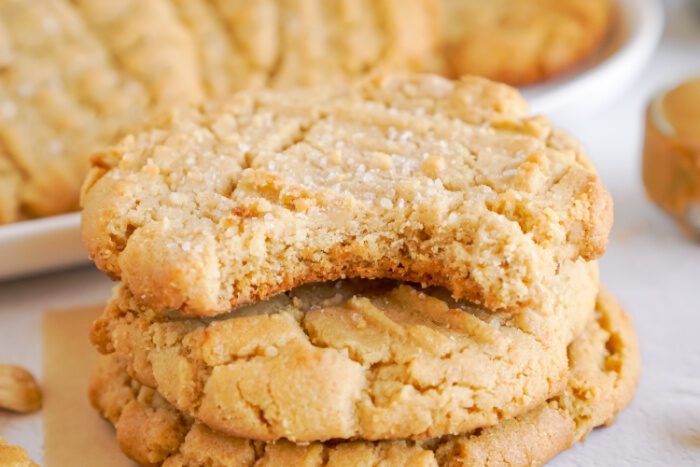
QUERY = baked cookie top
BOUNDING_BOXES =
[441,0,613,86]
[92,259,597,442]
[0,0,438,223]
[89,289,640,466]
[81,74,612,316]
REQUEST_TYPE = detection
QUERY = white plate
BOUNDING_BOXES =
[524,0,664,124]
[0,0,664,281]
[0,213,85,280]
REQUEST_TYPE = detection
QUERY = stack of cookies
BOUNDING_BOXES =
[82,75,639,466]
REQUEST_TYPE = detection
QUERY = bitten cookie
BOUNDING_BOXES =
[91,259,597,442]
[89,289,640,466]
[440,0,613,86]
[81,74,612,316]
[0,0,439,223]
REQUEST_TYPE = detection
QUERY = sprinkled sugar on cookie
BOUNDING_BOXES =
[82,74,612,316]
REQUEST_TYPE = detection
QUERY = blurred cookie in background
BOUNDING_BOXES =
[440,0,614,86]
[0,0,440,225]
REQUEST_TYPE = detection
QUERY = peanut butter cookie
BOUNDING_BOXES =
[89,289,639,466]
[81,74,612,316]
[92,258,597,442]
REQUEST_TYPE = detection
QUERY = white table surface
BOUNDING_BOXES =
[2,1,700,465]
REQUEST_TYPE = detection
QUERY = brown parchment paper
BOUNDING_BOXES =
[43,306,134,467]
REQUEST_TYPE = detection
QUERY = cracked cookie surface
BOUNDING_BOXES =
[0,0,438,223]
[92,258,597,442]
[440,0,613,86]
[89,289,639,466]
[81,74,612,316]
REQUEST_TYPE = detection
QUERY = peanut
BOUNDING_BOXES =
[0,365,42,413]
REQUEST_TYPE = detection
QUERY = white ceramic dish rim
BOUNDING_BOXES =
[0,212,85,280]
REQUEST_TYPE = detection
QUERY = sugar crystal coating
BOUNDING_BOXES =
[82,74,612,316]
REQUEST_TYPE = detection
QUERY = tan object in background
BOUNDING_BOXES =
[43,306,131,467]
[643,76,700,237]
[0,438,37,467]
[441,0,613,86]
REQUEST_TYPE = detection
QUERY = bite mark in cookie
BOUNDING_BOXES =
[81,74,612,316]
[92,259,597,442]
